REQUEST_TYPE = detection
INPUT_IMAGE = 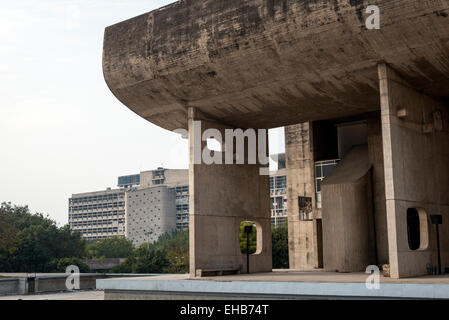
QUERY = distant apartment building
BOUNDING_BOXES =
[270,154,288,227]
[69,168,189,245]
[123,168,189,247]
[69,160,289,243]
[125,185,177,246]
[68,188,126,241]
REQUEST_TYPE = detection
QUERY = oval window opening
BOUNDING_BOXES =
[407,208,421,250]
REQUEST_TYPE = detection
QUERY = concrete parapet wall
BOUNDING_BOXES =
[0,279,27,296]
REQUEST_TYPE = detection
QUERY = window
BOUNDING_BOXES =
[407,208,429,251]
[314,159,339,208]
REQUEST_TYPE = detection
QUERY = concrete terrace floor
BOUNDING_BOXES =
[0,290,104,300]
[111,270,449,284]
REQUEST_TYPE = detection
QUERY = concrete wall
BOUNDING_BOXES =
[0,279,26,296]
[322,146,377,272]
[189,108,272,277]
[367,117,389,265]
[284,123,317,269]
[126,185,177,247]
[379,63,449,278]
[85,259,126,271]
[34,275,99,293]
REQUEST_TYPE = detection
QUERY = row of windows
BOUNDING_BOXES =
[80,227,119,234]
[271,217,288,228]
[70,193,124,204]
[70,202,125,212]
[176,204,189,211]
[270,175,287,189]
[71,219,125,227]
[70,210,125,219]
[174,186,189,193]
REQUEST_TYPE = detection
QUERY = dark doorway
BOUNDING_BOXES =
[407,208,421,250]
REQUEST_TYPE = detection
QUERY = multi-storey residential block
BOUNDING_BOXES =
[68,188,126,241]
[70,164,290,244]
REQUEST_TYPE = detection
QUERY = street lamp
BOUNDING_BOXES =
[244,225,253,274]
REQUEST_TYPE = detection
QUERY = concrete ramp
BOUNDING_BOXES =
[322,145,377,272]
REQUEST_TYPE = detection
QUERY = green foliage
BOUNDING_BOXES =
[111,229,189,274]
[272,222,289,269]
[54,257,90,273]
[86,236,134,259]
[239,222,257,254]
[132,243,169,273]
[157,229,189,274]
[110,257,134,273]
[0,202,87,272]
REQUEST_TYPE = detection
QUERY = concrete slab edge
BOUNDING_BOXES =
[96,279,449,299]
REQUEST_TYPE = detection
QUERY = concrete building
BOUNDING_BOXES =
[69,169,188,243]
[125,185,177,247]
[133,168,190,230]
[103,0,449,278]
[68,188,126,241]
[270,154,288,227]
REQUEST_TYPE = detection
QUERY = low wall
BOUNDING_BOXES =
[85,259,126,271]
[0,278,27,296]
[33,274,105,293]
[0,274,156,296]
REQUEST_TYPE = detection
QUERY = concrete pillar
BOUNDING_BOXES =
[188,108,272,277]
[379,63,449,278]
[284,123,317,269]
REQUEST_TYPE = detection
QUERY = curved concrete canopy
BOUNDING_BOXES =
[103,0,449,131]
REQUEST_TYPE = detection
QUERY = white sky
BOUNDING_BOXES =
[0,0,285,225]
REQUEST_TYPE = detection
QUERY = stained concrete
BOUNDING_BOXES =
[102,0,449,279]
[379,63,449,278]
[188,108,272,277]
[103,0,449,131]
[284,123,317,269]
[96,272,449,299]
[322,145,376,272]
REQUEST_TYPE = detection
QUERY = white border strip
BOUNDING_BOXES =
[96,279,449,299]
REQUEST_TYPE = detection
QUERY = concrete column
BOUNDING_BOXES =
[188,108,272,277]
[285,123,317,269]
[379,63,449,278]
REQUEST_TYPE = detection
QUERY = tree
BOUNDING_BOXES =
[0,202,87,272]
[86,236,134,259]
[272,222,289,269]
[110,229,189,274]
[0,214,19,271]
[54,257,90,273]
[239,222,257,254]
[157,229,189,274]
[132,243,169,273]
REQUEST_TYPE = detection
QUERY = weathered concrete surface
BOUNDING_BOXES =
[0,279,26,296]
[103,0,449,131]
[284,123,317,269]
[379,63,449,278]
[0,290,104,300]
[322,145,376,272]
[188,108,272,277]
[97,272,449,299]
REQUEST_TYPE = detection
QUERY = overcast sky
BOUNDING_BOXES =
[0,0,285,225]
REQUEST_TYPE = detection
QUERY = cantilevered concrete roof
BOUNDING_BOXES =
[103,0,449,131]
